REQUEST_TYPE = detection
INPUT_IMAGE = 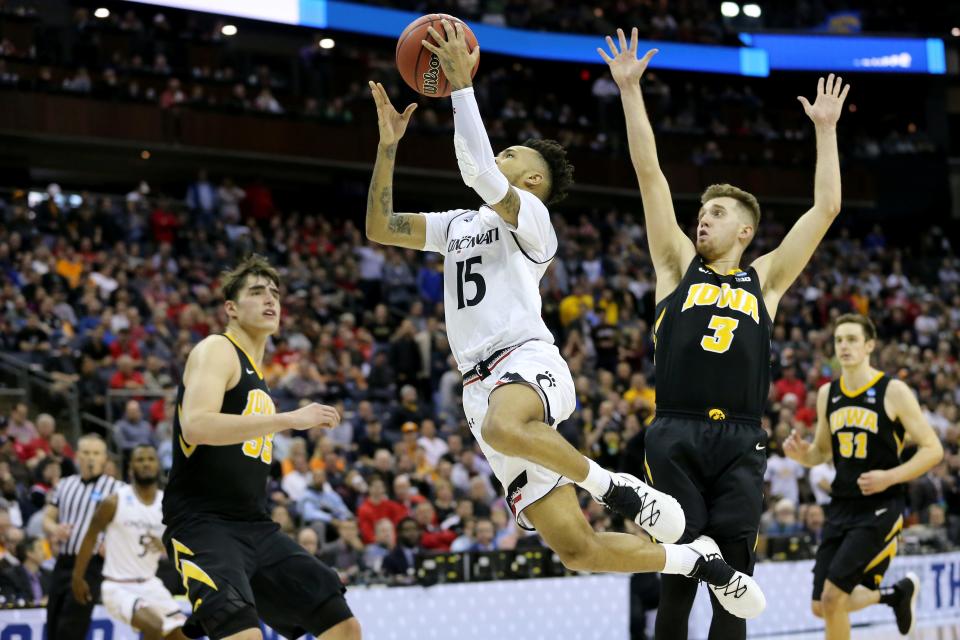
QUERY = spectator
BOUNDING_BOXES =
[297,526,319,557]
[298,468,353,526]
[363,518,396,574]
[413,501,456,552]
[357,476,406,544]
[319,519,366,581]
[803,504,825,544]
[0,536,50,604]
[469,518,498,552]
[6,403,38,445]
[764,499,803,536]
[808,460,835,505]
[109,355,145,390]
[112,400,153,462]
[765,450,805,505]
[281,438,312,502]
[382,517,420,578]
[417,419,448,467]
[20,414,60,466]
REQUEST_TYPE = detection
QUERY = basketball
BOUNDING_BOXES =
[395,13,479,98]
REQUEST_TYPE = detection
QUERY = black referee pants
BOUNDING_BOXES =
[47,555,104,640]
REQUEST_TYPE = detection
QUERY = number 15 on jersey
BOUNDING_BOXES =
[456,257,487,309]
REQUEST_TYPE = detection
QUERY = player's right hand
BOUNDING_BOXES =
[597,28,658,88]
[71,574,91,604]
[782,429,810,462]
[291,402,341,430]
[369,81,416,146]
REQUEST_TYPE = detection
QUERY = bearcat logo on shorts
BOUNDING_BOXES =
[507,471,528,517]
[536,371,556,388]
[422,55,441,94]
[708,408,726,421]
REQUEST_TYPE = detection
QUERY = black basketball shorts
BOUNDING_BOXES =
[642,413,768,574]
[812,497,904,599]
[164,517,351,639]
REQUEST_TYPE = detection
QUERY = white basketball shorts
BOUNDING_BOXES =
[462,340,577,530]
[102,576,186,635]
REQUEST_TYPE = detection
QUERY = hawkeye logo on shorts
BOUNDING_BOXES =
[829,407,879,434]
[681,282,760,323]
[241,389,276,464]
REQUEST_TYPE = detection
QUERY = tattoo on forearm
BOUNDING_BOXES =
[384,144,397,160]
[379,187,393,217]
[388,215,412,235]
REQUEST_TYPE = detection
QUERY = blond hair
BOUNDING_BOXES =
[700,183,761,229]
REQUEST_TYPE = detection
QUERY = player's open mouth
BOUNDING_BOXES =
[264,310,276,317]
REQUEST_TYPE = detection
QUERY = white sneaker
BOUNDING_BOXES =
[596,472,686,543]
[687,535,766,619]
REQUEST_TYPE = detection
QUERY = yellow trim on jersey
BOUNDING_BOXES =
[839,371,884,398]
[653,308,667,347]
[223,332,264,379]
[705,263,742,276]
[885,515,904,543]
[177,405,197,458]
[893,431,905,457]
[644,454,654,486]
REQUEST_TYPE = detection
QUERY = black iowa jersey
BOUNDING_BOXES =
[163,333,277,525]
[653,255,772,422]
[827,373,905,501]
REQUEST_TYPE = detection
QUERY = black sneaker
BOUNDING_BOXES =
[595,472,685,543]
[688,555,735,588]
[891,572,919,635]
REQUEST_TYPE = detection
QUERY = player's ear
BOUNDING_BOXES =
[524,170,544,189]
[224,299,237,318]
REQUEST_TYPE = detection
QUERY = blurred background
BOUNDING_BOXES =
[0,0,959,638]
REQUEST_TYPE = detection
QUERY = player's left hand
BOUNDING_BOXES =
[857,469,894,495]
[421,19,479,92]
[797,73,850,127]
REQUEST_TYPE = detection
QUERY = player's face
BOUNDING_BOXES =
[834,323,874,367]
[130,447,159,485]
[495,146,543,190]
[229,275,281,334]
[696,198,752,260]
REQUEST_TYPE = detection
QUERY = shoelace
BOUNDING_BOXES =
[634,489,661,527]
[713,573,749,599]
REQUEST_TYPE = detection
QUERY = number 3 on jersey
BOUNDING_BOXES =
[456,257,486,310]
[701,315,740,353]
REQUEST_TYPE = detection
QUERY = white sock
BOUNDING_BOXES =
[662,544,700,576]
[579,458,613,497]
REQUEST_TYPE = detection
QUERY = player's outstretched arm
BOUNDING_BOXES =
[423,21,524,225]
[365,81,427,250]
[599,29,694,294]
[857,380,944,496]
[180,336,340,446]
[784,383,833,467]
[752,75,849,311]
[71,494,117,604]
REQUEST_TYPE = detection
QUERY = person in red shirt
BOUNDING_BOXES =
[357,476,407,544]
[413,501,456,551]
[149,199,179,244]
[774,366,807,404]
[18,413,58,463]
[109,355,146,390]
[108,328,142,362]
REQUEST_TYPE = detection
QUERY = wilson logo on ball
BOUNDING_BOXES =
[422,55,441,95]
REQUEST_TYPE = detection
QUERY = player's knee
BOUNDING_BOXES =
[820,586,846,615]
[480,413,523,456]
[551,533,599,572]
[811,601,823,618]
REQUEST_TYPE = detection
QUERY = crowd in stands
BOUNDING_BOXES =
[0,163,957,600]
[0,2,938,162]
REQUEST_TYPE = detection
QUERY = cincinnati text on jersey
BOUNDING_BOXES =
[447,227,501,252]
[680,282,761,323]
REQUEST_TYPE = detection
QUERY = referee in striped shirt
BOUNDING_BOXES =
[42,433,120,640]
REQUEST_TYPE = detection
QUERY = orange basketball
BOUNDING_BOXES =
[395,14,479,98]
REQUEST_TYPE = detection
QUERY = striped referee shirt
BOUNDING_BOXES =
[51,474,121,556]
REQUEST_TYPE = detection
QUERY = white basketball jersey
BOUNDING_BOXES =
[102,484,166,581]
[424,189,557,370]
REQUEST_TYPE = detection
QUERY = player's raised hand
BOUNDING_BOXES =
[782,429,811,463]
[421,19,479,91]
[290,402,341,430]
[369,81,416,146]
[597,28,658,89]
[857,469,894,496]
[798,73,850,127]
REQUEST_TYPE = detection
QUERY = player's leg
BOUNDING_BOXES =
[251,525,360,640]
[821,580,853,640]
[845,586,881,612]
[130,608,167,640]
[478,345,684,542]
[653,575,700,640]
[811,525,843,620]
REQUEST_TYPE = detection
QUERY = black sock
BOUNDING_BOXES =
[878,585,899,606]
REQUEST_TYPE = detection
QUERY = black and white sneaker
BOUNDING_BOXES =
[891,572,919,635]
[595,472,686,543]
[687,535,766,620]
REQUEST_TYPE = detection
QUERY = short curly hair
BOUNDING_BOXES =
[523,138,575,206]
[220,254,280,302]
